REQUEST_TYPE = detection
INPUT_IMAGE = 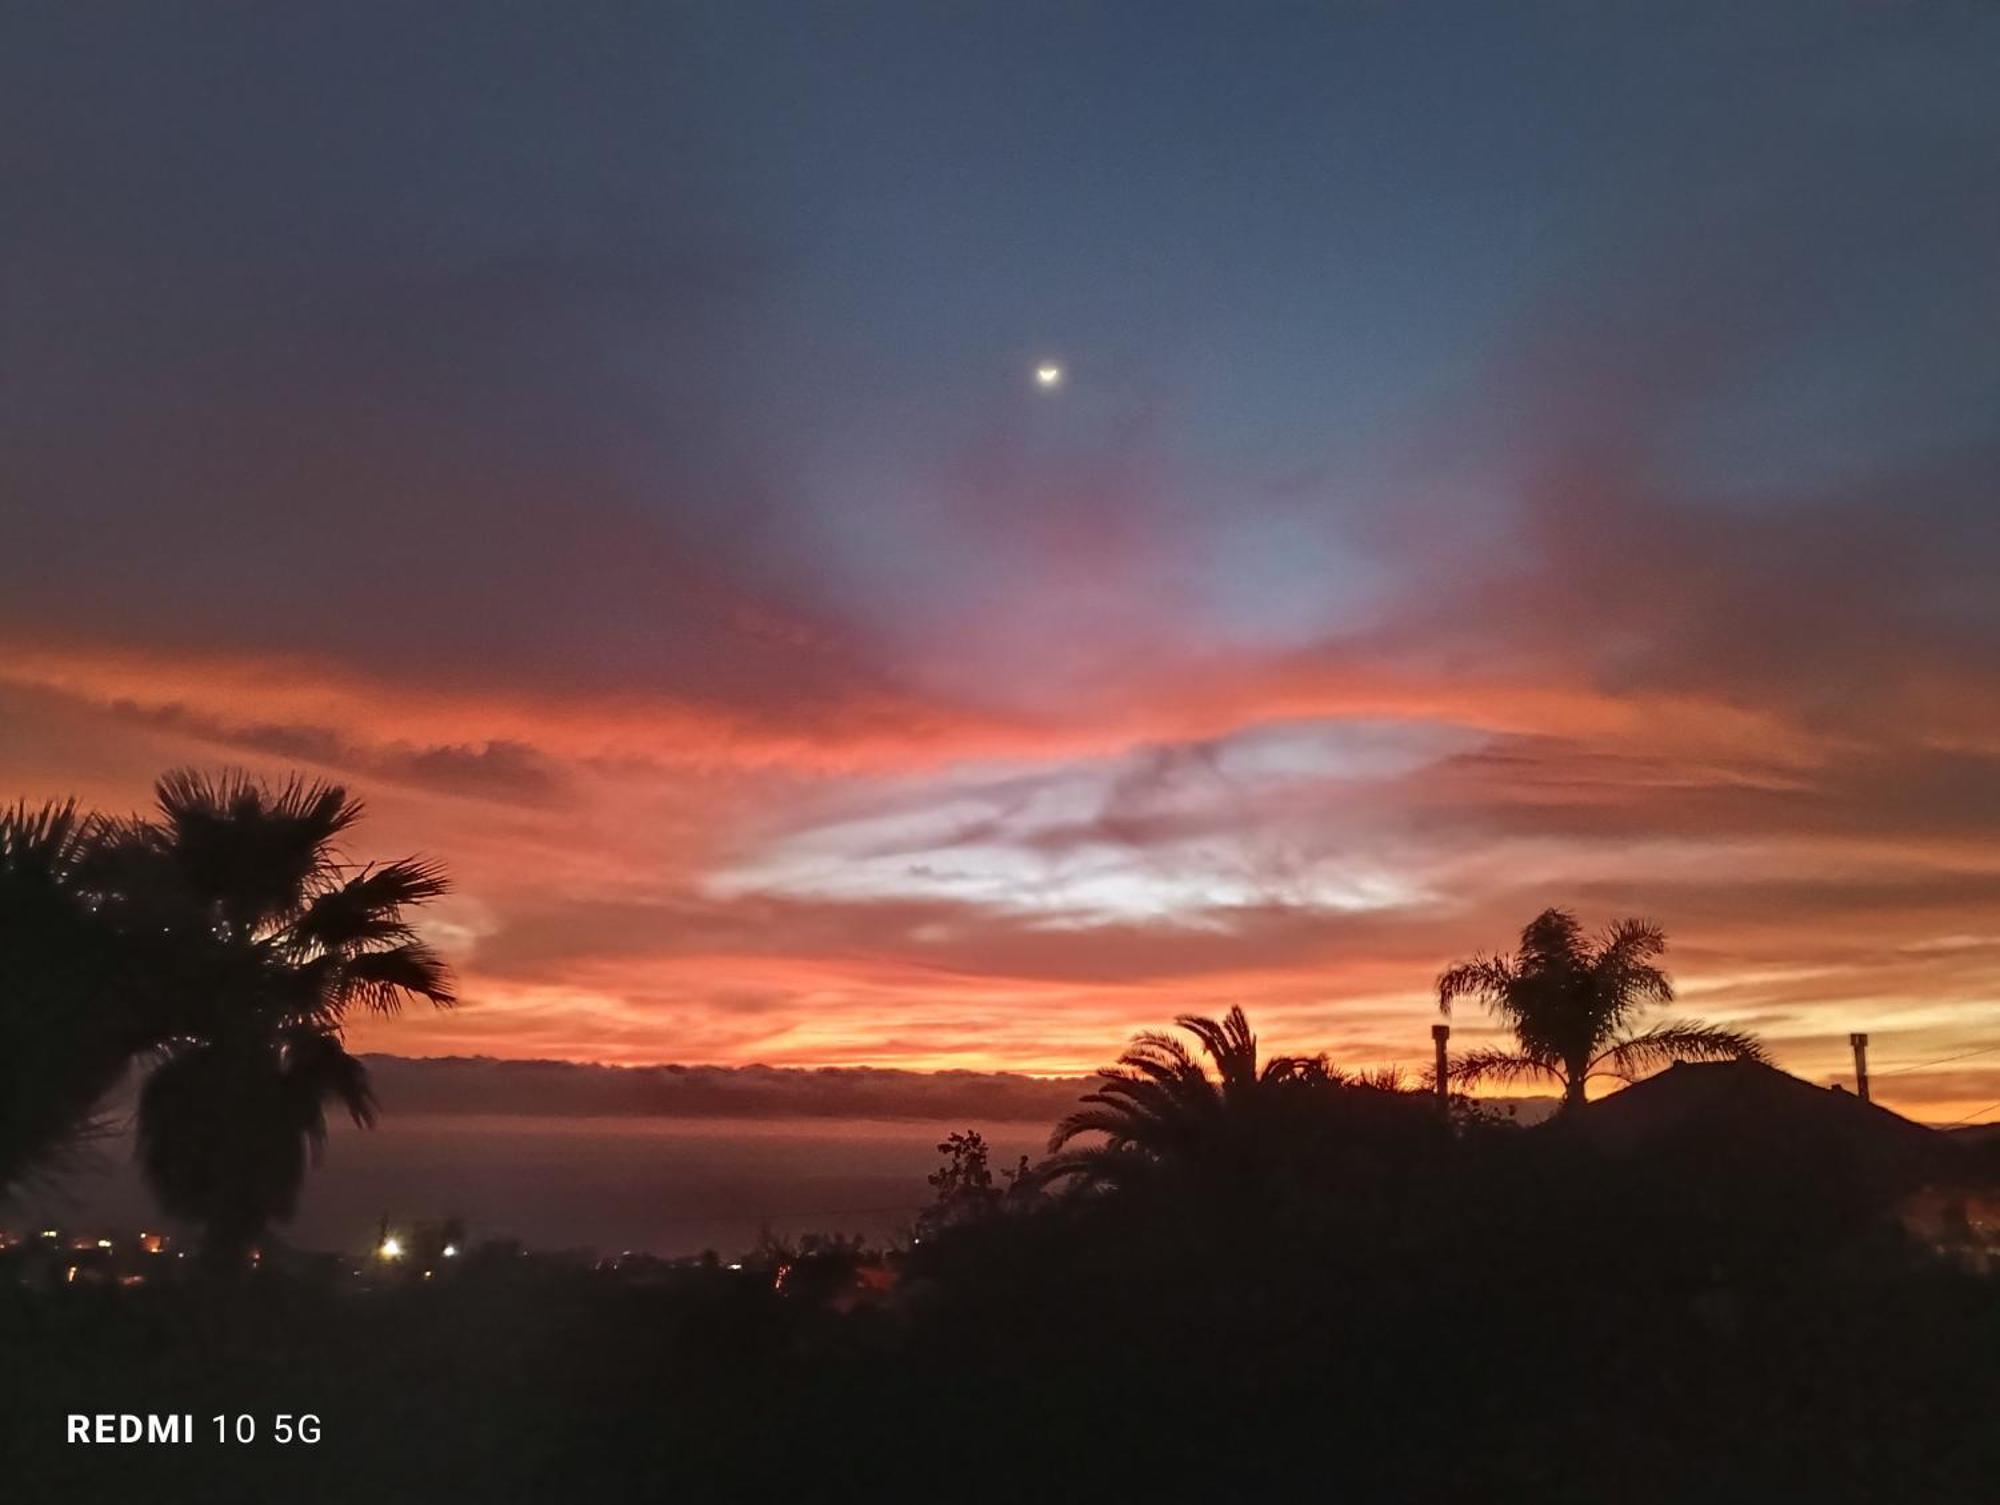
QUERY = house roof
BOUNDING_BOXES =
[1573,1059,1970,1185]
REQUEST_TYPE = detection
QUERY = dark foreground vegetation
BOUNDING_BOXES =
[5,1106,1996,1504]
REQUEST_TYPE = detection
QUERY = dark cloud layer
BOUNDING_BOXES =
[358,1055,1088,1124]
[96,701,570,807]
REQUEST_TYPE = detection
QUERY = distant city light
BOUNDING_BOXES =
[442,1244,458,1258]
[378,1236,404,1260]
[96,1238,112,1249]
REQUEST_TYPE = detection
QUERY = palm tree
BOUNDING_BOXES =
[105,771,454,1265]
[1041,1007,1385,1189]
[0,801,145,1193]
[1437,908,1764,1111]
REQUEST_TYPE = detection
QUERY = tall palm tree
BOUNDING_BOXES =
[1437,908,1764,1111]
[0,801,144,1193]
[105,771,454,1265]
[1041,1007,1380,1189]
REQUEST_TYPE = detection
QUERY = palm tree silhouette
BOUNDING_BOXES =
[1437,908,1763,1111]
[0,800,143,1192]
[1041,1006,1372,1189]
[105,771,454,1266]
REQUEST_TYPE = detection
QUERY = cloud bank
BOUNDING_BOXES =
[356,1056,1090,1124]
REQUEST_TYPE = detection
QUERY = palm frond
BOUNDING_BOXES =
[1518,908,1586,971]
[1446,1046,1563,1091]
[332,942,456,1013]
[1351,1064,1408,1093]
[1588,916,1674,1031]
[289,858,450,953]
[1049,1103,1154,1152]
[1263,1052,1341,1085]
[1593,1020,1767,1081]
[150,770,360,933]
[1033,1144,1154,1191]
[1175,1007,1259,1091]
[281,1028,377,1158]
[156,769,362,842]
[0,798,93,876]
[1065,1076,1203,1158]
[1436,955,1516,1018]
[1119,1031,1204,1084]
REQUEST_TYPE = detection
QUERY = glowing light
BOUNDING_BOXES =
[1034,362,1063,389]
[442,1243,459,1258]
[378,1236,404,1260]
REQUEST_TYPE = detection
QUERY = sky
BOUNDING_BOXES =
[4,3,1999,1119]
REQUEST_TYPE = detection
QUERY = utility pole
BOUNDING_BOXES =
[1432,1024,1450,1108]
[1850,1032,1870,1103]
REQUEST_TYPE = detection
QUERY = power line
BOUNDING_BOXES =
[1873,1043,2000,1078]
[1944,1100,2000,1128]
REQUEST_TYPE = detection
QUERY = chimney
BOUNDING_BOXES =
[1432,1024,1450,1107]
[1850,1032,1870,1103]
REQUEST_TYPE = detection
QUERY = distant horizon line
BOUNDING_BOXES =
[355,1051,1097,1082]
[341,1052,1565,1123]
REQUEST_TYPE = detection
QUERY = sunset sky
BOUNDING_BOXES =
[4,5,1998,1119]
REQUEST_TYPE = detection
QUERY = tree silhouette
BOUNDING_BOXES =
[103,771,454,1266]
[1041,1006,1373,1189]
[919,1130,997,1231]
[1437,908,1764,1110]
[0,800,145,1192]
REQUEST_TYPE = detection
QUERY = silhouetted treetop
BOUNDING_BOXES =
[1438,907,1765,1109]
